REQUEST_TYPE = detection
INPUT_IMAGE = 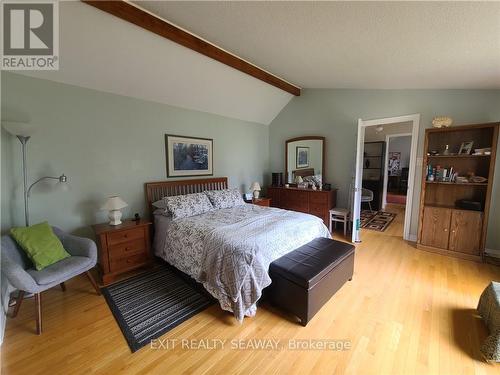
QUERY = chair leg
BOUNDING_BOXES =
[368,201,373,212]
[60,282,66,292]
[86,271,101,296]
[35,293,42,335]
[11,290,25,318]
[344,216,347,237]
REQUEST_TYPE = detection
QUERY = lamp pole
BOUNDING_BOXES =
[17,135,31,227]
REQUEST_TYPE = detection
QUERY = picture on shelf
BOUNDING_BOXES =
[458,141,474,155]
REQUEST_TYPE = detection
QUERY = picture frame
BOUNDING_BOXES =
[388,152,401,176]
[165,134,213,177]
[296,146,310,168]
[458,141,474,155]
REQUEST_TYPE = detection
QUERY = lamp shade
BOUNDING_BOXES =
[55,175,70,192]
[2,121,37,137]
[101,196,128,211]
[250,182,261,191]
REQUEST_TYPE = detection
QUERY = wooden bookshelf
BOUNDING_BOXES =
[417,122,499,262]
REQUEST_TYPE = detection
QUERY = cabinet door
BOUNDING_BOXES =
[421,207,451,249]
[449,210,482,255]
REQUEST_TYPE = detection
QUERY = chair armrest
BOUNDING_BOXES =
[52,227,97,265]
[1,255,39,293]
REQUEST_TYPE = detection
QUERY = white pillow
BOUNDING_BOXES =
[164,193,214,220]
[204,189,245,209]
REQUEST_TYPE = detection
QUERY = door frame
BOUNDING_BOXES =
[382,133,412,210]
[353,114,420,242]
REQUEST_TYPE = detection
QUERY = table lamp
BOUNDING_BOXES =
[250,182,261,199]
[101,196,128,225]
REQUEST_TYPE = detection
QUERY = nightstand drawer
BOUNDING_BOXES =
[107,227,144,246]
[110,253,148,273]
[109,238,146,261]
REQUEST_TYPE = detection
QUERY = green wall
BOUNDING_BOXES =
[1,72,269,237]
[269,89,500,248]
[2,74,499,249]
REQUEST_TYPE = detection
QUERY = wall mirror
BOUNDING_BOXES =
[285,136,325,184]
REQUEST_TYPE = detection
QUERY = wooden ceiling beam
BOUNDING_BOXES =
[83,1,300,96]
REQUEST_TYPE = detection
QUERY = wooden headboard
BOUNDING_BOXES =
[145,177,228,212]
[293,168,315,179]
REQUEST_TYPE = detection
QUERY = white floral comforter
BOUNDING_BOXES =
[154,204,330,321]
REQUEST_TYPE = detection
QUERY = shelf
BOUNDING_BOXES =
[425,181,488,186]
[426,154,490,159]
[424,203,484,213]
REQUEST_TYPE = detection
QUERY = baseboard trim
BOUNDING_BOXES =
[407,234,417,242]
[485,248,500,259]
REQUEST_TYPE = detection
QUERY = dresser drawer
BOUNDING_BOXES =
[309,192,328,204]
[107,227,144,246]
[309,203,325,217]
[109,238,146,261]
[110,252,148,273]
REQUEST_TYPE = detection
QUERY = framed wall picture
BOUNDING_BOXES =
[388,152,401,176]
[296,146,310,168]
[165,134,213,177]
[458,141,474,155]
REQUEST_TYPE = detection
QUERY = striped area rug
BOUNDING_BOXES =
[102,264,214,352]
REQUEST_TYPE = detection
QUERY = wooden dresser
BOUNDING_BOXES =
[267,186,337,224]
[92,220,152,285]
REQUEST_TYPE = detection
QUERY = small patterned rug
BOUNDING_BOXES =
[102,264,214,352]
[360,210,396,232]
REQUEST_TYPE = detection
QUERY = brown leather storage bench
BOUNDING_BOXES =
[268,237,355,326]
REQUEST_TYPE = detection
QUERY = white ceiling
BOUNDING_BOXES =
[135,1,500,89]
[18,1,293,125]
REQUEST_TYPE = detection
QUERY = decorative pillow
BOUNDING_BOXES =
[204,189,245,209]
[10,221,71,271]
[165,193,214,220]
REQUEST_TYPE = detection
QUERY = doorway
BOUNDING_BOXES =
[352,114,420,242]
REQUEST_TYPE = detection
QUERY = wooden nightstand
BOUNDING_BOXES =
[92,220,152,285]
[252,198,271,207]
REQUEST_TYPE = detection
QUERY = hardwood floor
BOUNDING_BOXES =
[2,212,499,374]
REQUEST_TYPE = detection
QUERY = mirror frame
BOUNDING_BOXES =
[285,136,326,182]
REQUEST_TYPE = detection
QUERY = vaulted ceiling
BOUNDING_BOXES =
[136,1,500,89]
[18,1,500,126]
[18,1,293,125]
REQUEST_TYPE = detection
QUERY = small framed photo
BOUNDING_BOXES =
[165,134,213,177]
[458,141,474,155]
[296,146,310,168]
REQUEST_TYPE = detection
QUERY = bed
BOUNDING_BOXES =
[145,177,330,321]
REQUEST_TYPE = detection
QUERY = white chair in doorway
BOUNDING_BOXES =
[329,208,351,237]
[361,188,374,212]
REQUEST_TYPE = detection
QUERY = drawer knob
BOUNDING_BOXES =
[125,247,130,251]
[124,234,128,238]
[444,228,448,232]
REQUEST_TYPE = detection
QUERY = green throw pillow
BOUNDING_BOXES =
[10,222,70,271]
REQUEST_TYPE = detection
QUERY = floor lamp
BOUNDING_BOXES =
[3,121,69,227]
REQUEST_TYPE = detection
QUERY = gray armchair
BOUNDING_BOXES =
[1,227,100,334]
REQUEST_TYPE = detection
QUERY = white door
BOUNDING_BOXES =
[352,119,365,242]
